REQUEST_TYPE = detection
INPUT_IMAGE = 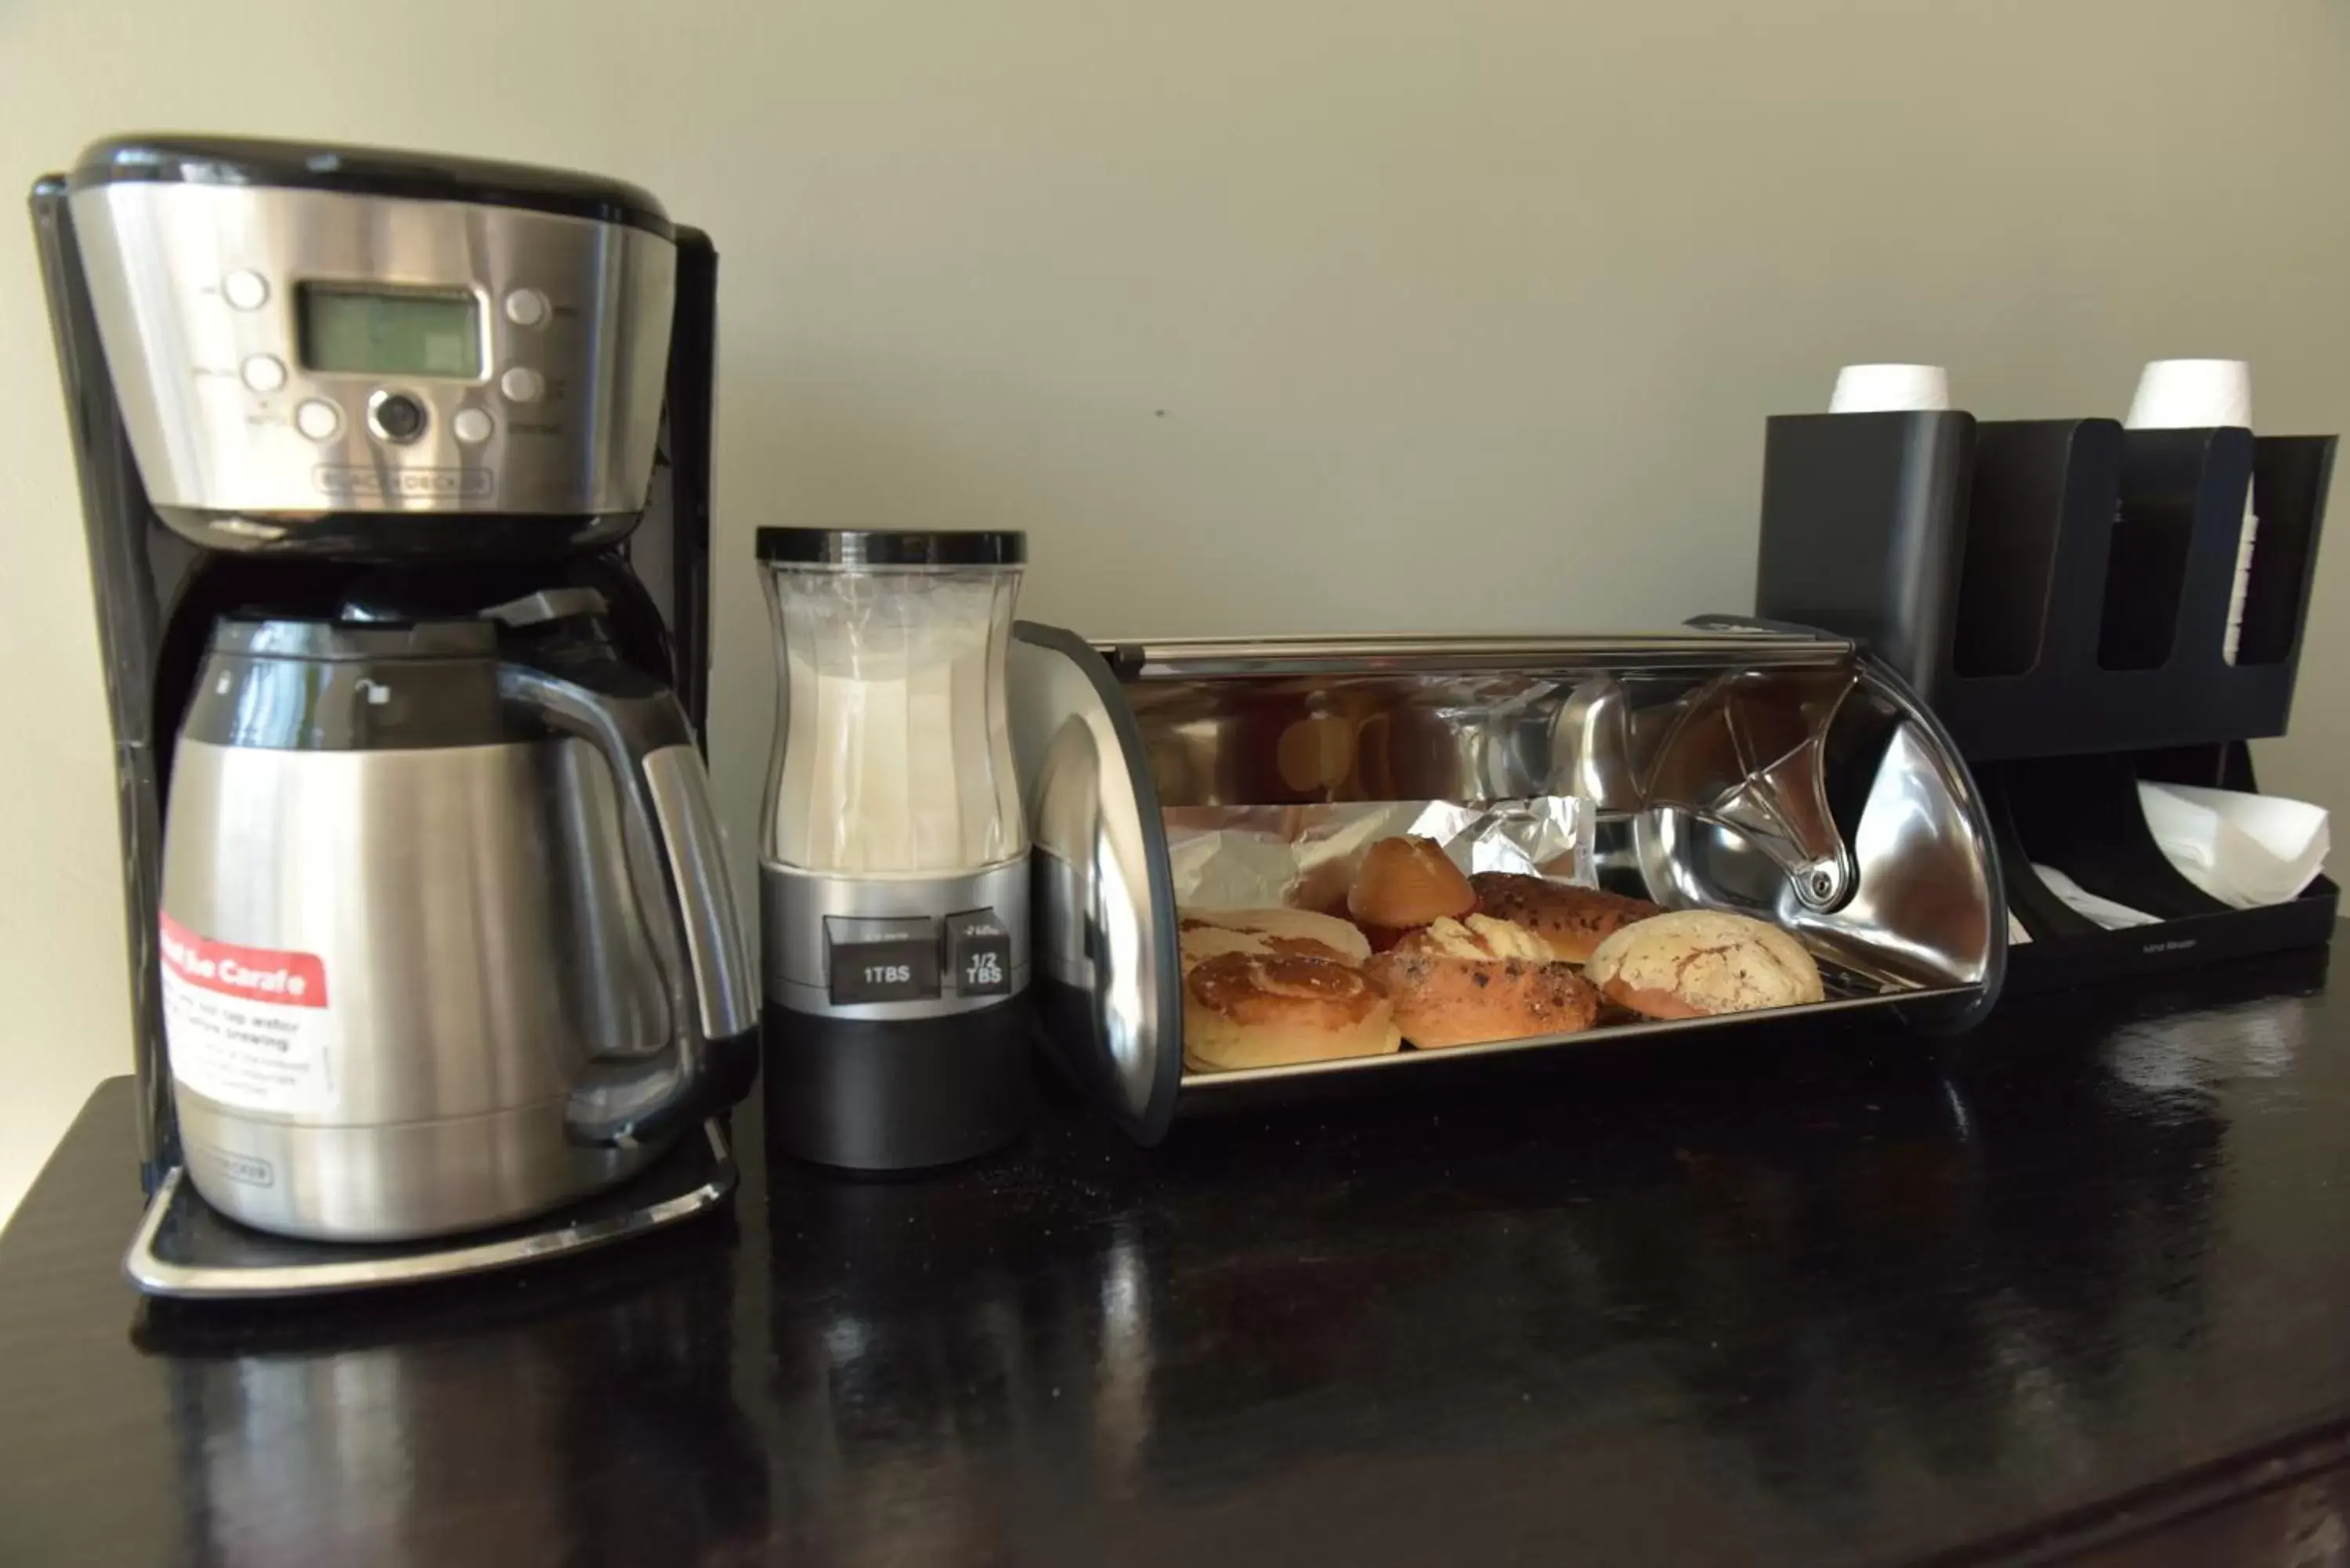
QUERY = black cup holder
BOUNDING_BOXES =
[1757,410,2336,990]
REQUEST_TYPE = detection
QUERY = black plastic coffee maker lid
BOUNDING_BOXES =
[68,134,674,239]
[756,529,1027,566]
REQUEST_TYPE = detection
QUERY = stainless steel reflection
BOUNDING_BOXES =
[173,1090,656,1245]
[1121,631,1853,678]
[643,746,759,1040]
[1177,986,1966,1089]
[1164,797,1589,907]
[1554,677,1640,807]
[1008,625,2003,1116]
[1638,670,1859,910]
[1125,660,1865,845]
[1774,718,1996,990]
[1127,670,1655,807]
[161,736,674,1238]
[1636,810,1791,916]
[761,860,1029,1021]
[69,181,674,518]
[1009,636,1168,1124]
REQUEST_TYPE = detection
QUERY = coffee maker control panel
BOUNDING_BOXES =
[63,156,678,530]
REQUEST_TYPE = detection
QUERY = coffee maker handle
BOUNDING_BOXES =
[497,663,761,1150]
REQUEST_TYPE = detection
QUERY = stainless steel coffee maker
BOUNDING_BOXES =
[32,135,756,1295]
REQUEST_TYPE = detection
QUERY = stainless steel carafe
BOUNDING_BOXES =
[159,589,757,1241]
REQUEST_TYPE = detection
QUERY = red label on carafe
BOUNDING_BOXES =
[157,914,329,1009]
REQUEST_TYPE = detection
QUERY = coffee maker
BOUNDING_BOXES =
[31,135,758,1296]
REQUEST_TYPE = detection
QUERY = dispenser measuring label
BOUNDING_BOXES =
[826,916,942,1006]
[946,910,1014,998]
[157,914,335,1115]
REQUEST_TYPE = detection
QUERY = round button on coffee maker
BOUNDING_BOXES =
[240,355,286,393]
[222,270,269,311]
[294,399,342,442]
[499,366,544,404]
[451,406,494,445]
[368,390,428,444]
[502,288,549,327]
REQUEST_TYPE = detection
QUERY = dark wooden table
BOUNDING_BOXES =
[6,949,2350,1567]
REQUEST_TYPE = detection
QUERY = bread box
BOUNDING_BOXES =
[1007,621,2008,1143]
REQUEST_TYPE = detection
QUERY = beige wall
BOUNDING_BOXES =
[4,0,2348,1223]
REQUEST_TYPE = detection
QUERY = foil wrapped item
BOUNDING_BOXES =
[1163,797,1593,912]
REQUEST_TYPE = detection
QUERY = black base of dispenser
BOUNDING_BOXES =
[2002,882,2337,995]
[1983,746,2335,995]
[761,996,1032,1171]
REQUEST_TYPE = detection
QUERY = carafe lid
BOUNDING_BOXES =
[210,616,498,661]
[755,528,1025,567]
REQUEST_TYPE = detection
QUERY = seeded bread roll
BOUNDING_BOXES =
[1582,909,1825,1020]
[1466,873,1661,963]
[1368,916,1601,1049]
[1181,951,1402,1071]
[1178,907,1373,972]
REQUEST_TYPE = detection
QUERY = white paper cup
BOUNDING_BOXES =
[2127,359,2251,429]
[1830,363,1951,414]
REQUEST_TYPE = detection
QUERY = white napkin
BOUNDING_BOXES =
[2137,782,2330,909]
[2031,864,2162,930]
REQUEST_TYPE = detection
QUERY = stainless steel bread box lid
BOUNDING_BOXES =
[1007,620,2007,1143]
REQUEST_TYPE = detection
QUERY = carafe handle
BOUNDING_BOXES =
[498,662,760,1149]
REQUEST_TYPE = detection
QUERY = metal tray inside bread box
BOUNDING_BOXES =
[1006,623,2008,1143]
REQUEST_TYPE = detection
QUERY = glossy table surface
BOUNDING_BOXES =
[5,949,2349,1567]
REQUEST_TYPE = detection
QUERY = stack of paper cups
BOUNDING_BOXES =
[2126,359,2257,664]
[1829,363,1951,414]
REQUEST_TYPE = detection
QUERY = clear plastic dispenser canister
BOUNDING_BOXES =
[755,528,1032,1171]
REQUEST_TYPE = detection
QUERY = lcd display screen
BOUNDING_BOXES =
[297,284,482,378]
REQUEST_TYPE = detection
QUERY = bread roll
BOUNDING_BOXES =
[1391,914,1553,963]
[1348,836,1475,930]
[1368,927,1600,1050]
[1178,907,1372,971]
[1182,951,1402,1071]
[1582,909,1825,1020]
[1467,873,1661,963]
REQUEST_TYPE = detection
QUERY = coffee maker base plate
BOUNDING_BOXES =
[123,1120,735,1299]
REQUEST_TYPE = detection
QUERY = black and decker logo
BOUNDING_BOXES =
[313,465,493,500]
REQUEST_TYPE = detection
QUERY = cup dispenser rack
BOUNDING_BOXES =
[1757,411,2336,991]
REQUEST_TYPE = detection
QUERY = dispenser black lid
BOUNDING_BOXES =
[68,134,674,240]
[755,529,1027,567]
